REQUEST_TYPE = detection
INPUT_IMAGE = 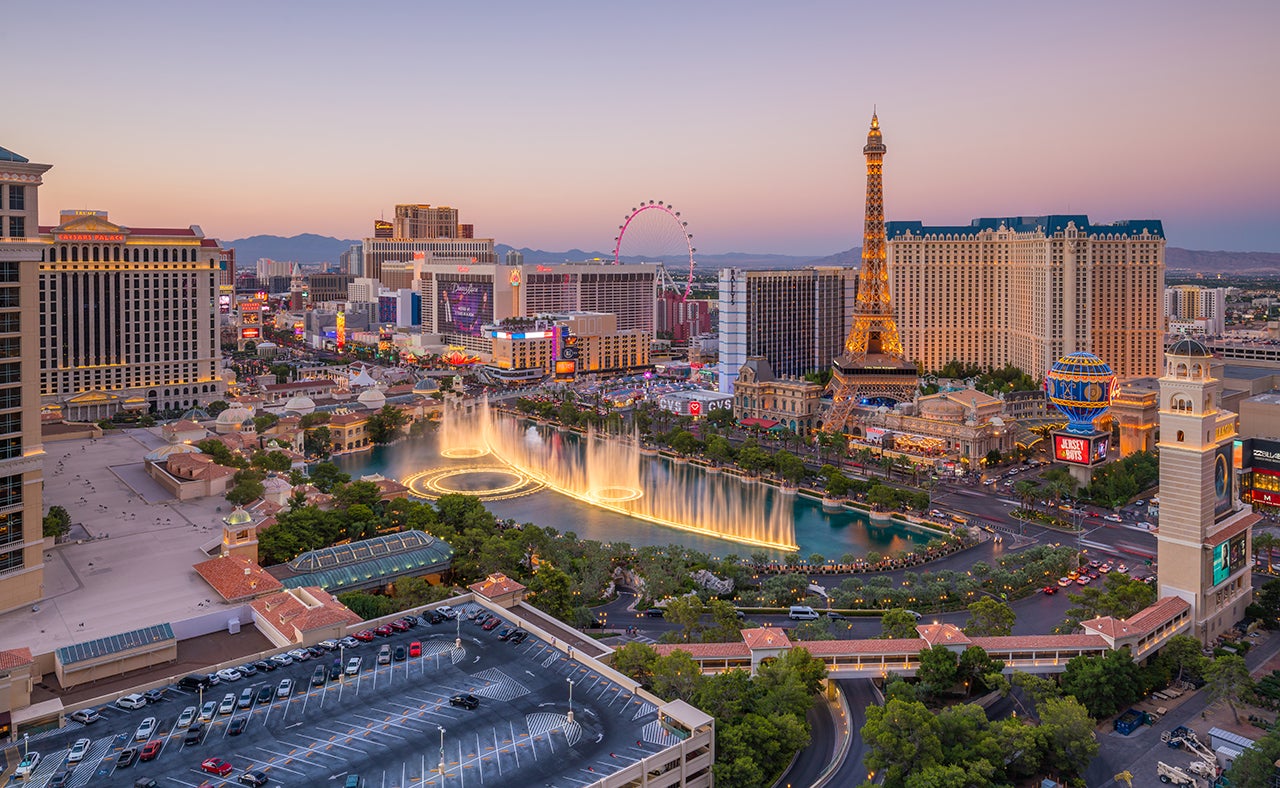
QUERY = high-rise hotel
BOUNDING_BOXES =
[0,146,47,614]
[35,210,225,419]
[886,216,1165,379]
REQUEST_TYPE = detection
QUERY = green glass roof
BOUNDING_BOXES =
[281,541,454,591]
[287,530,444,573]
[57,623,175,666]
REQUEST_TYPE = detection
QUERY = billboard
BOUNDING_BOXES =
[437,278,492,337]
[1247,437,1280,474]
[1053,432,1109,466]
[1212,531,1248,586]
[240,327,260,339]
[1214,442,1234,518]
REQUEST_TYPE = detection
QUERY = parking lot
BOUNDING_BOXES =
[15,603,673,787]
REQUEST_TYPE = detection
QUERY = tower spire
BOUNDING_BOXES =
[821,112,919,431]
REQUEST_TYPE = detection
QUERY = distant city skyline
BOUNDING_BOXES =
[7,0,1279,254]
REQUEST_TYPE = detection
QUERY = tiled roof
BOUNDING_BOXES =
[264,380,339,392]
[329,412,367,426]
[125,227,199,236]
[916,623,971,647]
[651,643,752,659]
[970,634,1109,651]
[1083,596,1191,641]
[166,452,237,481]
[162,419,204,435]
[741,627,792,650]
[0,647,33,670]
[803,638,929,656]
[1203,514,1260,546]
[250,587,362,633]
[193,555,283,601]
[468,573,526,599]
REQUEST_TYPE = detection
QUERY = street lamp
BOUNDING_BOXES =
[567,678,575,724]
[438,725,446,776]
[455,613,462,650]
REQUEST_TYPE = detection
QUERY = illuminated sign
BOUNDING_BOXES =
[555,360,576,377]
[56,233,125,242]
[456,266,470,273]
[1212,531,1248,586]
[509,269,522,287]
[1253,489,1280,507]
[1247,438,1280,474]
[1214,442,1233,519]
[1053,433,1109,466]
[240,327,260,339]
[536,265,553,272]
[688,401,703,416]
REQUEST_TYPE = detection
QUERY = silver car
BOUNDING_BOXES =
[134,716,157,741]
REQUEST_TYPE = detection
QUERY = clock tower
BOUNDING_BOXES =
[1156,338,1256,643]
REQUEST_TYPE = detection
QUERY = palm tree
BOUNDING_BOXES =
[1254,532,1277,575]
[1013,479,1040,513]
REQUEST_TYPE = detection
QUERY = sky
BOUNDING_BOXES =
[5,0,1279,255]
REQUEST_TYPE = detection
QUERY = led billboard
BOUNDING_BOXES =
[1212,531,1248,586]
[1053,432,1109,466]
[437,278,492,337]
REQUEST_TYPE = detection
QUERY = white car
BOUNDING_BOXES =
[177,706,197,728]
[67,737,91,763]
[215,668,242,682]
[14,752,40,778]
[134,716,157,741]
[218,693,236,715]
[276,678,293,699]
[436,605,456,619]
[199,701,217,722]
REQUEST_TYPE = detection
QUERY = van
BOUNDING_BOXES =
[788,606,819,621]
[117,693,148,710]
[177,674,211,692]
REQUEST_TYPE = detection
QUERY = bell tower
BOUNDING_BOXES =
[1156,338,1255,643]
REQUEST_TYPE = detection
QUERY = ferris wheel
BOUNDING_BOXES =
[612,200,696,300]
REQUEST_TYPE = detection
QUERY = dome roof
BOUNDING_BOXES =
[1168,337,1212,357]
[357,388,386,409]
[413,377,439,393]
[920,396,965,420]
[215,406,253,426]
[1048,351,1114,377]
[144,443,202,463]
[283,395,316,415]
[224,506,252,526]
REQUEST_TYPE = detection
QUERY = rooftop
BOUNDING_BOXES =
[887,215,1165,240]
[56,622,175,666]
[0,145,30,163]
[268,530,454,592]
[193,555,284,602]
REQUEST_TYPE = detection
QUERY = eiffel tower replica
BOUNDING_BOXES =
[823,112,919,432]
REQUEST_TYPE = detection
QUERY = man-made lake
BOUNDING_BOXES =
[334,424,933,559]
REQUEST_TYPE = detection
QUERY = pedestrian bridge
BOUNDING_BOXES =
[651,596,1191,679]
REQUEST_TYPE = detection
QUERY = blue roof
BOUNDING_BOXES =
[57,623,175,665]
[887,215,1164,240]
[0,146,30,163]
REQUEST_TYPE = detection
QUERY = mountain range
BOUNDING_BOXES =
[223,234,1278,275]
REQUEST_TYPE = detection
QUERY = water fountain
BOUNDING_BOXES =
[479,401,798,551]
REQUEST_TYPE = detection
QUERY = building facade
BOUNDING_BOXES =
[0,146,47,615]
[1166,285,1227,336]
[1156,338,1256,643]
[717,267,856,394]
[35,210,225,417]
[732,357,824,434]
[887,216,1165,380]
[360,204,492,284]
[657,290,712,342]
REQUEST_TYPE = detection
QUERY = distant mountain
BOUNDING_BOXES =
[224,234,359,265]
[221,235,1278,275]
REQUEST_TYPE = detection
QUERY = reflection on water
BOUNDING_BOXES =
[334,420,932,558]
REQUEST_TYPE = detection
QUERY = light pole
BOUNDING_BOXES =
[455,613,462,650]
[437,725,446,776]
[23,732,28,756]
[567,678,575,724]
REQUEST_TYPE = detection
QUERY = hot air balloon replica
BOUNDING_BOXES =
[1044,352,1115,485]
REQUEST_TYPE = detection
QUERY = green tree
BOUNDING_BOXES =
[649,650,704,701]
[1155,634,1210,686]
[880,608,919,639]
[612,643,658,687]
[195,438,249,469]
[916,644,959,697]
[307,461,350,493]
[366,404,409,444]
[1226,725,1280,786]
[1061,572,1156,631]
[252,412,280,434]
[1205,653,1253,724]
[774,451,807,485]
[225,474,265,506]
[862,698,944,788]
[736,444,774,475]
[333,479,382,510]
[790,619,836,641]
[705,435,735,466]
[1038,696,1099,778]
[1060,648,1144,718]
[964,597,1016,637]
[42,505,72,538]
[251,450,293,473]
[866,484,899,511]
[527,565,576,622]
[668,430,703,456]
[662,595,706,642]
[206,400,230,416]
[304,425,332,458]
[956,646,1005,695]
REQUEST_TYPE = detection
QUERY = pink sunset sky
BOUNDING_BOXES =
[6,0,1278,254]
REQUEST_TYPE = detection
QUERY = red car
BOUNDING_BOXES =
[409,641,422,658]
[352,629,375,642]
[389,619,410,632]
[373,625,394,638]
[140,739,163,761]
[1042,586,1057,595]
[482,618,502,631]
[201,757,234,776]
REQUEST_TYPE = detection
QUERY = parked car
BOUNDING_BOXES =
[450,694,480,710]
[826,611,848,621]
[473,612,491,626]
[133,779,159,788]
[497,628,515,640]
[70,707,102,725]
[239,770,269,786]
[318,639,340,651]
[287,648,312,662]
[215,668,242,683]
[306,646,326,659]
[345,657,362,675]
[117,693,148,710]
[178,674,213,691]
[139,739,163,762]
[218,694,236,716]
[389,619,410,632]
[328,661,344,681]
[339,636,362,649]
[1042,586,1057,595]
[201,757,234,776]
[269,654,294,668]
[482,617,502,631]
[47,771,74,788]
[143,688,167,704]
[236,663,259,677]
[200,701,217,722]
[435,605,456,619]
[344,775,363,788]
[393,645,407,662]
[276,678,293,699]
[644,608,664,618]
[409,641,422,657]
[255,685,275,705]
[378,645,392,665]
[312,666,327,686]
[116,748,138,768]
[373,625,393,638]
[135,716,158,741]
[238,688,255,709]
[352,630,375,642]
[228,716,248,736]
[510,631,529,645]
[184,722,205,745]
[255,660,277,673]
[67,737,92,763]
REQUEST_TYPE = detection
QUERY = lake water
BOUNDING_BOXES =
[333,426,933,559]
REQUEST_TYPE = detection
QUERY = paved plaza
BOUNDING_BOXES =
[0,431,240,658]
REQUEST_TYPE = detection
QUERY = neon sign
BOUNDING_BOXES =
[57,233,124,242]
